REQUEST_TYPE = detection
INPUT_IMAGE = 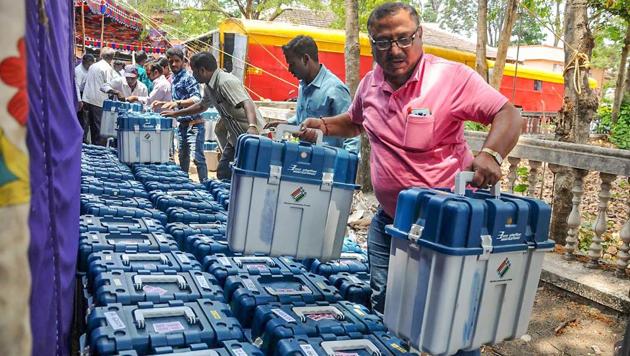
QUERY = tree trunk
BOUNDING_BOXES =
[553,0,562,47]
[490,0,519,89]
[612,23,630,124]
[550,0,599,245]
[476,0,489,82]
[344,0,372,191]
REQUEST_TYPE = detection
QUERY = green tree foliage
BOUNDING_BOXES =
[135,0,323,40]
[329,0,413,31]
[595,101,630,149]
[434,0,560,46]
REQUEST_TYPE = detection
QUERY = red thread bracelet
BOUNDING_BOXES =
[320,117,329,135]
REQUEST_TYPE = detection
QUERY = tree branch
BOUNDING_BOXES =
[267,7,290,21]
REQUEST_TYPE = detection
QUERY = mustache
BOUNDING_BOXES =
[386,54,407,61]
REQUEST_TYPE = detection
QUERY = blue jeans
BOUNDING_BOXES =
[367,207,480,356]
[178,122,207,182]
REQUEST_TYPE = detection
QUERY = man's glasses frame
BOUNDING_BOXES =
[369,26,421,51]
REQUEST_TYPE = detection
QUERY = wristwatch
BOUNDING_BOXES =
[481,147,503,165]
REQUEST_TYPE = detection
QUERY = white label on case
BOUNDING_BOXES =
[195,275,211,290]
[113,278,122,286]
[299,344,318,356]
[153,321,185,333]
[242,278,257,291]
[104,311,126,330]
[271,308,296,323]
[218,257,231,266]
[232,348,248,356]
[178,254,191,263]
[348,275,363,284]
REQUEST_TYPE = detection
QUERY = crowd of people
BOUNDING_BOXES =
[74,38,361,182]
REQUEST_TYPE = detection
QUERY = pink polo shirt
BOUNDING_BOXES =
[349,54,508,217]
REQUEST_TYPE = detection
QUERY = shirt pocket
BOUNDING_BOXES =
[403,114,436,151]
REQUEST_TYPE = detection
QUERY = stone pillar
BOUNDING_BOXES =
[587,173,616,268]
[527,160,543,198]
[564,168,588,260]
[616,178,630,277]
[506,157,521,193]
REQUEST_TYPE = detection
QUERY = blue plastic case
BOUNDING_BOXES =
[183,234,232,261]
[145,182,206,192]
[223,272,342,327]
[308,253,369,278]
[112,340,264,355]
[273,332,413,356]
[328,272,371,307]
[166,207,227,224]
[87,250,201,290]
[165,222,226,248]
[83,204,168,225]
[87,300,244,355]
[203,255,305,287]
[81,194,154,214]
[251,300,385,353]
[78,231,177,271]
[80,215,164,234]
[93,270,224,305]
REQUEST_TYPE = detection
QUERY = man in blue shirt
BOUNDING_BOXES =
[153,47,207,182]
[281,35,360,153]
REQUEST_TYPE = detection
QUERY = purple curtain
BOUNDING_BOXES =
[26,0,82,354]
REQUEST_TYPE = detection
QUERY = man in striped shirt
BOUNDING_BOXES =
[162,51,264,180]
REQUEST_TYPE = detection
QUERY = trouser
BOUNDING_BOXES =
[367,207,480,356]
[216,140,235,180]
[85,103,105,146]
[77,105,89,144]
[178,122,207,182]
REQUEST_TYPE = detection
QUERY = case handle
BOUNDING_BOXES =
[275,124,323,146]
[133,274,188,291]
[320,339,382,356]
[233,256,276,268]
[121,253,169,266]
[133,306,197,329]
[264,285,312,296]
[292,306,345,323]
[339,252,368,263]
[454,171,500,198]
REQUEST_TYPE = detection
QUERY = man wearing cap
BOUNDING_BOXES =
[127,61,172,111]
[101,64,149,100]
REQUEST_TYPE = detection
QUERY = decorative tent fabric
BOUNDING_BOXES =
[75,0,168,54]
[27,0,82,354]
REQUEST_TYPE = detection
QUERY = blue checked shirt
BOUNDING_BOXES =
[288,65,360,153]
[171,69,201,122]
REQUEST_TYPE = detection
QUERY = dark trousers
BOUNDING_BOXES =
[216,140,235,180]
[85,103,105,146]
[77,106,89,143]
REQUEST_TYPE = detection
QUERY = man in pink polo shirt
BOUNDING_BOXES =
[300,3,521,351]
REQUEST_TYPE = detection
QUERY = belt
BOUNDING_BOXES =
[181,118,204,126]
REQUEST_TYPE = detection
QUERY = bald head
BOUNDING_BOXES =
[100,47,116,63]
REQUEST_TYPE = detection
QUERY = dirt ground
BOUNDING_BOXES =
[482,283,626,356]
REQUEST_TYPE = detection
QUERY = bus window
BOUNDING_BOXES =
[534,80,542,91]
[223,33,235,73]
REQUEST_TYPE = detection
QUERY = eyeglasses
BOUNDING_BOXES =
[369,27,420,51]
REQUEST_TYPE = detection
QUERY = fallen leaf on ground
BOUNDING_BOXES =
[554,318,579,335]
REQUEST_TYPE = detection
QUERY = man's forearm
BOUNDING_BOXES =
[323,113,362,138]
[482,103,522,158]
[175,98,197,109]
[173,102,206,117]
[242,100,259,126]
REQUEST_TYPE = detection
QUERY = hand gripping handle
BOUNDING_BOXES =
[454,171,501,198]
[275,124,323,146]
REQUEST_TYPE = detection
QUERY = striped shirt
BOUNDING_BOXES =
[200,69,264,145]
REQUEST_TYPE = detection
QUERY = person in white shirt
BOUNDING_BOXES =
[127,61,171,111]
[82,47,117,145]
[75,53,94,143]
[113,60,125,77]
[101,64,148,100]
